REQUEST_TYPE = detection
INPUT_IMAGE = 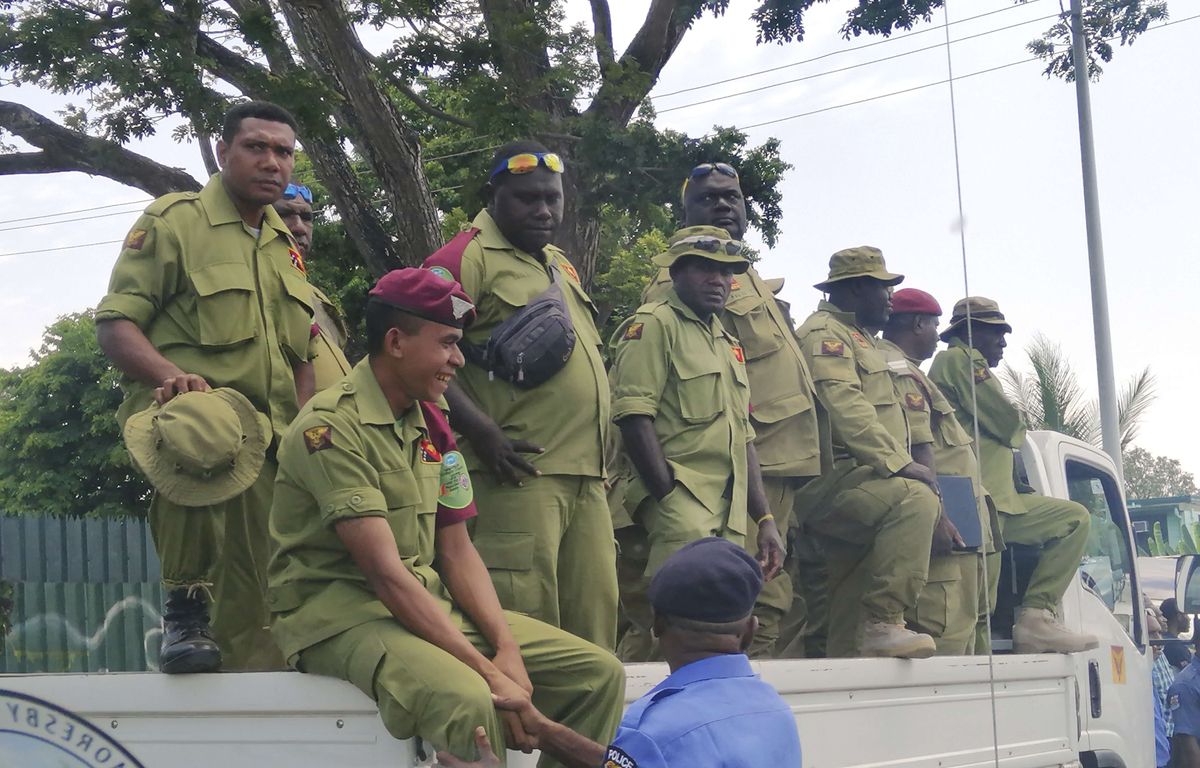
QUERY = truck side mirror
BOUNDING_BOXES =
[1176,555,1200,612]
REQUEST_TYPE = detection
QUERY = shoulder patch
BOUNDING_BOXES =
[604,746,637,768]
[974,365,992,383]
[123,228,148,251]
[438,451,473,509]
[624,322,644,341]
[820,339,846,356]
[905,392,927,410]
[557,258,580,284]
[303,425,334,454]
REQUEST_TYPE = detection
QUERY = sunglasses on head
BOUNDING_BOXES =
[689,162,739,180]
[489,152,565,181]
[282,183,313,203]
[671,235,743,256]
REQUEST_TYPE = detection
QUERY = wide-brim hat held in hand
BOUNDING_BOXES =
[124,388,272,506]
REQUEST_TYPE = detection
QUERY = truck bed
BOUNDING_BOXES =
[2,654,1080,767]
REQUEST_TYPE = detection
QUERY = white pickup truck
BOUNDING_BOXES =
[0,431,1154,768]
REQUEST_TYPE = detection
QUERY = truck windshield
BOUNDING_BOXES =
[1067,459,1138,644]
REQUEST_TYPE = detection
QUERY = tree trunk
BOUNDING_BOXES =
[280,0,442,272]
[557,168,602,291]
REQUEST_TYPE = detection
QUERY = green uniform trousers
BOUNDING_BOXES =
[906,554,979,656]
[149,459,283,670]
[614,484,746,662]
[775,522,829,659]
[984,493,1091,614]
[469,474,618,650]
[746,476,799,658]
[798,465,940,658]
[297,612,625,767]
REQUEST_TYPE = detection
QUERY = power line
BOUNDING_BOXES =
[0,199,149,226]
[658,13,1059,115]
[652,0,1049,99]
[0,208,152,233]
[0,239,124,259]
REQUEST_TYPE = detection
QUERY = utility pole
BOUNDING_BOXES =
[1069,0,1124,480]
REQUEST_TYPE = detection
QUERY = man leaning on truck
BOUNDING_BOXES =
[267,269,623,766]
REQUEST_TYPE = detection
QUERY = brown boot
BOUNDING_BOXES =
[1012,607,1098,654]
[860,620,936,659]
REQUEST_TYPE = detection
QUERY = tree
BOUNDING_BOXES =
[0,312,151,518]
[0,0,1166,285]
[1123,446,1198,500]
[999,332,1156,450]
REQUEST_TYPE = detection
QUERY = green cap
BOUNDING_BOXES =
[939,296,1012,341]
[814,246,903,291]
[652,225,750,273]
[123,388,272,507]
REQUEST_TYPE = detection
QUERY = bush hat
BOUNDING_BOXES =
[940,296,1012,342]
[652,225,750,273]
[814,246,903,291]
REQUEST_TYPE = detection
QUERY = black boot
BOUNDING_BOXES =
[160,588,222,674]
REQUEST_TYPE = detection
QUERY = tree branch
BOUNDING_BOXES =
[0,101,201,197]
[589,0,616,70]
[586,0,693,125]
[378,66,474,128]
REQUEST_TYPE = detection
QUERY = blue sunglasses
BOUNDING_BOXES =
[283,183,313,203]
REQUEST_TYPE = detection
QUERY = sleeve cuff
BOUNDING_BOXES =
[318,486,388,523]
[612,396,658,421]
[878,451,913,478]
[96,293,156,328]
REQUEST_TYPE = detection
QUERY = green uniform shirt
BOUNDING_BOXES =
[453,211,609,478]
[796,301,911,477]
[878,339,934,447]
[96,174,315,438]
[267,361,476,661]
[610,289,755,519]
[311,285,352,392]
[930,338,1027,515]
[644,265,822,478]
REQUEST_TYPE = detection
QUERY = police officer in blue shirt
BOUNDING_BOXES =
[437,537,802,767]
[1169,641,1200,767]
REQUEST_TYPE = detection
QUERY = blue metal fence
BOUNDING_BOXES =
[0,515,162,672]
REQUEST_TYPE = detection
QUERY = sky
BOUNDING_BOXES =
[0,0,1196,478]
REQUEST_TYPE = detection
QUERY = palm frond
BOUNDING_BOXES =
[1117,367,1157,449]
[1024,333,1093,442]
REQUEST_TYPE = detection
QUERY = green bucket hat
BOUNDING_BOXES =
[814,246,904,291]
[123,388,272,507]
[939,296,1013,342]
[652,225,750,273]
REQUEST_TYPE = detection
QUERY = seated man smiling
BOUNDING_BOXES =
[267,268,624,766]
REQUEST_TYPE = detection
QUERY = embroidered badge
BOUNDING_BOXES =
[732,346,745,363]
[451,295,474,320]
[419,437,442,464]
[303,425,333,454]
[624,322,644,341]
[438,451,473,509]
[819,339,845,356]
[850,331,870,348]
[429,265,455,282]
[905,392,926,410]
[730,277,741,290]
[289,246,306,274]
[604,746,637,768]
[974,365,992,383]
[559,259,581,284]
[123,229,148,251]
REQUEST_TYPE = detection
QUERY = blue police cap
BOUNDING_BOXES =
[649,537,763,623]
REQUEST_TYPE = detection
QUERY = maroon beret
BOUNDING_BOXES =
[368,267,477,329]
[890,288,942,316]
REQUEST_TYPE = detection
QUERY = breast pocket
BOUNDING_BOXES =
[856,350,895,406]
[724,294,784,362]
[278,270,316,363]
[673,357,723,424]
[189,262,258,347]
[378,467,424,558]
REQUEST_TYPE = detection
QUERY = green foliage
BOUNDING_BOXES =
[1124,446,1199,501]
[0,580,11,648]
[1025,0,1169,82]
[0,312,150,518]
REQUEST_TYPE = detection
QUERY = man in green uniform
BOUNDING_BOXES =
[639,163,826,658]
[268,269,624,766]
[96,101,315,673]
[421,141,617,650]
[793,247,940,659]
[608,232,784,661]
[273,182,352,392]
[930,297,1098,654]
[881,288,999,655]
